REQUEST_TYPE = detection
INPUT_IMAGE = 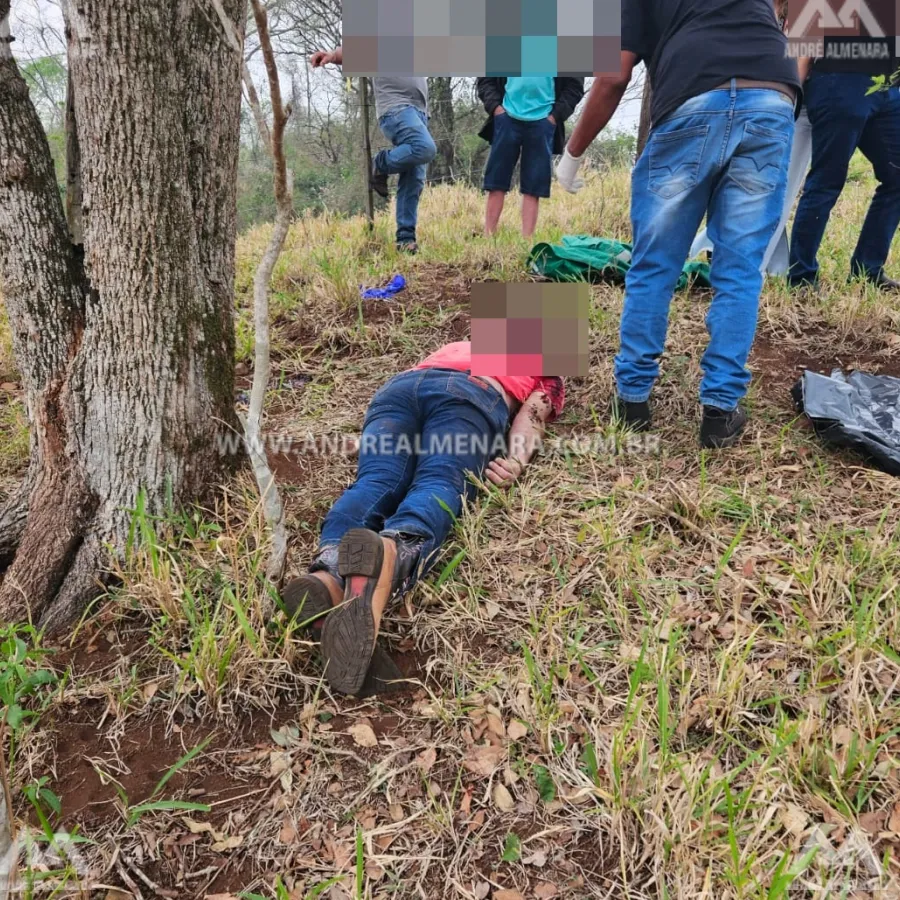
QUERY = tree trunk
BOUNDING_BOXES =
[0,0,246,633]
[360,77,375,229]
[428,76,454,183]
[637,75,652,158]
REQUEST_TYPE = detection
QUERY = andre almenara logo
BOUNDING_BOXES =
[785,0,895,59]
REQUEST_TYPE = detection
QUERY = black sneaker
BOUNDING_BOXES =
[612,396,652,433]
[370,161,389,199]
[397,241,418,255]
[850,269,900,293]
[700,405,748,449]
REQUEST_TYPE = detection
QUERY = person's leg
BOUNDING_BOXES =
[485,191,507,235]
[851,85,900,281]
[702,90,794,414]
[789,73,870,286]
[320,372,509,695]
[381,371,510,586]
[483,113,522,235]
[377,107,437,246]
[521,195,540,238]
[518,117,554,238]
[614,93,724,404]
[395,162,428,247]
[314,372,420,578]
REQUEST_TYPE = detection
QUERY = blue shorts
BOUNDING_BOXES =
[483,113,555,199]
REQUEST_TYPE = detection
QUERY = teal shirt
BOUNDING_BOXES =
[503,77,555,122]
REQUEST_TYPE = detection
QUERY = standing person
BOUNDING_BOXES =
[310,47,436,253]
[476,76,584,238]
[788,29,900,291]
[690,3,812,276]
[556,0,799,449]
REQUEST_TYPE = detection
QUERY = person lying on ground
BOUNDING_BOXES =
[280,342,565,696]
[310,47,436,254]
[556,0,799,450]
[476,76,585,239]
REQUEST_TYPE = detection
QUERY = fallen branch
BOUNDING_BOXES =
[244,0,293,584]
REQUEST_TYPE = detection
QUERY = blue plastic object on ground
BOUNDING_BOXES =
[361,274,407,300]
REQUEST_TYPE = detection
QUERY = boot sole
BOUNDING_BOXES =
[321,529,385,695]
[280,576,334,631]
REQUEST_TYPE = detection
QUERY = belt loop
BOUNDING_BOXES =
[730,77,737,100]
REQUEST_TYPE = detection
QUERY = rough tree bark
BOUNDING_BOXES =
[428,76,455,183]
[0,0,247,632]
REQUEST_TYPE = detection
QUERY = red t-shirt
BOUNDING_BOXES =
[414,342,565,420]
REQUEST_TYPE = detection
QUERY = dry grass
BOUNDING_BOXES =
[3,157,900,899]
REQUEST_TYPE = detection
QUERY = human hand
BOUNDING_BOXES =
[486,457,524,488]
[555,146,585,194]
[494,105,506,116]
[310,50,334,68]
[548,113,556,125]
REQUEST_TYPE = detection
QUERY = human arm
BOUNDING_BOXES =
[797,56,812,84]
[310,45,343,68]
[476,78,507,116]
[486,390,555,488]
[567,52,638,157]
[555,53,638,193]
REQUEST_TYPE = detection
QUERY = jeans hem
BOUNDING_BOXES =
[616,387,652,403]
[700,399,739,413]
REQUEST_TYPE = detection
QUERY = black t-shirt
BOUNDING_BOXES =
[622,0,801,126]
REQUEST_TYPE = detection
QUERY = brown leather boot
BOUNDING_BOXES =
[280,571,342,635]
[320,529,398,695]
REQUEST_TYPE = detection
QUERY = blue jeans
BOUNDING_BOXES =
[483,113,555,198]
[616,83,794,411]
[789,73,900,285]
[375,106,437,245]
[318,369,510,584]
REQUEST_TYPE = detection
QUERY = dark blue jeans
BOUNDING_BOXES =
[375,106,437,245]
[317,369,510,585]
[789,73,900,285]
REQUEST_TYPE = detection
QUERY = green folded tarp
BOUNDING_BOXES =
[528,235,711,291]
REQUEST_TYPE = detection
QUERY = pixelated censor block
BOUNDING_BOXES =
[342,0,622,76]
[469,283,589,377]
[783,0,898,60]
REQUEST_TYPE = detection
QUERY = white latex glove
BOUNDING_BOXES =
[556,147,585,194]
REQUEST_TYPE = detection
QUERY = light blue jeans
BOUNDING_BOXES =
[690,108,812,276]
[616,83,794,411]
[375,106,437,245]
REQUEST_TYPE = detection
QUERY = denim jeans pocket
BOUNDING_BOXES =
[730,122,790,195]
[446,373,502,420]
[648,124,710,199]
